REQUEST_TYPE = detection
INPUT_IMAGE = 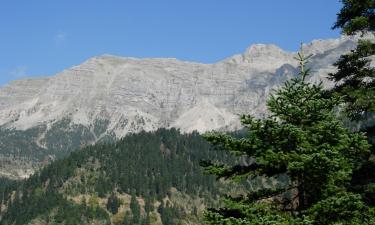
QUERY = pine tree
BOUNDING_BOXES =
[201,47,373,224]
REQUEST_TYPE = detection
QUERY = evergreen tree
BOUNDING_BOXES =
[332,0,374,35]
[329,40,375,120]
[201,48,373,224]
[330,0,375,206]
[330,0,375,129]
[130,192,141,224]
[144,196,153,215]
[106,193,121,214]
[158,201,177,225]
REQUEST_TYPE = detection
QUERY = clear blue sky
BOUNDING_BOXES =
[0,0,342,86]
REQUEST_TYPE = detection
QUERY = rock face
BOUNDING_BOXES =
[0,36,363,135]
[0,35,371,178]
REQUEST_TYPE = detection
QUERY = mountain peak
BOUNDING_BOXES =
[244,44,286,57]
[222,43,295,71]
[0,36,361,135]
[0,36,364,179]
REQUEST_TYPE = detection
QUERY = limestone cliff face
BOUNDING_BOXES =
[3,35,373,179]
[0,36,364,138]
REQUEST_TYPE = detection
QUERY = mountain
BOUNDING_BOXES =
[0,35,369,179]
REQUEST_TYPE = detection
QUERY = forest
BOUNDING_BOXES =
[0,0,374,225]
[0,129,241,224]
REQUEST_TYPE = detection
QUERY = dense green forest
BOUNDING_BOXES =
[0,118,116,160]
[0,128,241,225]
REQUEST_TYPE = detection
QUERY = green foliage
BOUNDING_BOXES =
[0,128,227,224]
[1,190,110,225]
[333,0,375,35]
[0,126,45,159]
[88,193,99,210]
[0,117,114,167]
[204,201,303,225]
[0,177,20,217]
[43,117,97,157]
[130,193,141,224]
[144,196,154,214]
[122,211,132,225]
[307,192,374,225]
[158,201,183,225]
[329,40,375,120]
[106,193,121,214]
[331,0,375,207]
[201,49,372,224]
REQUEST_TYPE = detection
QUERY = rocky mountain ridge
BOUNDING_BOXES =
[1,35,366,135]
[0,35,371,179]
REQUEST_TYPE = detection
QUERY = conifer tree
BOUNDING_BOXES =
[330,0,375,120]
[130,192,141,224]
[106,193,121,214]
[144,196,153,215]
[330,0,375,206]
[332,0,374,35]
[201,47,373,224]
[330,0,375,126]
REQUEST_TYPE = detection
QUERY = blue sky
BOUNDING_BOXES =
[0,0,342,86]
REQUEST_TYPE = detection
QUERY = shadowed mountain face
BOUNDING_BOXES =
[0,35,368,179]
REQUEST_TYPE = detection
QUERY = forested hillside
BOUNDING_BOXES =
[0,118,117,179]
[0,128,240,225]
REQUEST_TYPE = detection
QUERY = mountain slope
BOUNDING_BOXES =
[0,35,371,178]
[0,36,362,134]
[0,129,234,225]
